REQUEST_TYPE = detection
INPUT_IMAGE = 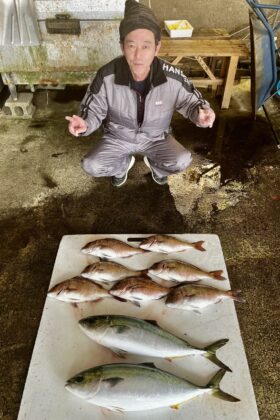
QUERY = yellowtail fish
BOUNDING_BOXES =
[166,284,245,312]
[138,235,206,253]
[81,261,147,283]
[148,259,225,282]
[65,363,239,412]
[109,276,169,306]
[79,315,231,370]
[47,277,110,303]
[81,238,146,258]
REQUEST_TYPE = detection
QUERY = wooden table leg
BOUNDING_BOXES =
[221,56,239,109]
[216,58,227,96]
[171,55,184,65]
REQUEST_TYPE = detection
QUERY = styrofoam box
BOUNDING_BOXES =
[164,19,193,38]
[17,234,259,419]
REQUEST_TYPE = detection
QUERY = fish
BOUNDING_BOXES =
[109,276,169,306]
[81,238,146,259]
[148,259,225,282]
[79,315,231,370]
[65,363,239,412]
[166,284,245,312]
[47,277,110,303]
[138,235,206,253]
[81,261,147,283]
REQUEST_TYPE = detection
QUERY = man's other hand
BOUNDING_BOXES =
[65,114,88,136]
[196,107,215,128]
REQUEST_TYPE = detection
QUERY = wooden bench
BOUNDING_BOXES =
[158,37,249,109]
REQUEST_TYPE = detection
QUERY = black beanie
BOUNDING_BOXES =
[119,0,161,43]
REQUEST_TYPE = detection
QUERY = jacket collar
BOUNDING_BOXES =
[115,56,167,88]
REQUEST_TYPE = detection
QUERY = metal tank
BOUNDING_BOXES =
[0,0,126,100]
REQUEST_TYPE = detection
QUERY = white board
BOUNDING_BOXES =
[17,234,260,420]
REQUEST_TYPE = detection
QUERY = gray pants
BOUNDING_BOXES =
[81,134,192,178]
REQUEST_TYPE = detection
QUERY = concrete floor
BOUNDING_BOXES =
[0,82,279,420]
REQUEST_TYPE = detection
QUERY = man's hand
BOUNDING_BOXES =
[196,107,215,128]
[65,114,88,137]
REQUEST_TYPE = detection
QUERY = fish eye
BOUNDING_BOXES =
[75,375,84,383]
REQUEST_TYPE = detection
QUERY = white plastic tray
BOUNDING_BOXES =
[17,234,259,419]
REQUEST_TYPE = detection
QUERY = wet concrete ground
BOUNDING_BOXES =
[0,83,279,420]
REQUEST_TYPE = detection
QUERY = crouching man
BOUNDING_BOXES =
[66,0,215,187]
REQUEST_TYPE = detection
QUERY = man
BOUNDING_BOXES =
[66,0,215,187]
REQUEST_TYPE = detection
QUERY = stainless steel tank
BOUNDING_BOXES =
[0,0,126,97]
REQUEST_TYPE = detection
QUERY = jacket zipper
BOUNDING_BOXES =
[137,92,142,131]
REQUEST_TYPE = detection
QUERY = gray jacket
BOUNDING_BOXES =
[79,56,210,142]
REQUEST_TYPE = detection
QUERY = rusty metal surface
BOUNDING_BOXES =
[46,15,81,35]
[2,71,94,86]
[33,0,126,20]
[0,21,121,74]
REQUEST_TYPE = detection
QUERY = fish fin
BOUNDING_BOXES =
[227,290,246,303]
[192,308,202,314]
[60,285,78,294]
[138,362,157,368]
[106,406,125,413]
[102,377,124,388]
[208,370,240,402]
[82,264,92,272]
[170,284,194,292]
[204,339,231,372]
[112,296,127,303]
[131,300,141,307]
[140,269,149,276]
[92,298,103,303]
[145,319,159,327]
[185,293,198,299]
[186,279,202,285]
[209,270,226,280]
[110,348,128,359]
[157,295,168,301]
[170,403,180,410]
[100,253,112,259]
[193,241,206,251]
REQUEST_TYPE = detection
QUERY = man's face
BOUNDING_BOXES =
[121,28,161,81]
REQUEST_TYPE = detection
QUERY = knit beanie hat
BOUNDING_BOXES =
[119,0,161,43]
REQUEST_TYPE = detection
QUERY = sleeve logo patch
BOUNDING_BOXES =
[162,62,190,85]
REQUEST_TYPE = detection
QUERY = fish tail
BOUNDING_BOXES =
[227,290,246,303]
[140,269,149,276]
[204,338,232,372]
[209,270,226,280]
[208,370,240,402]
[193,241,206,251]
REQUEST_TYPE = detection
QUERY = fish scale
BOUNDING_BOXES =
[81,260,146,282]
[65,363,239,412]
[81,238,146,258]
[148,259,225,282]
[78,315,231,371]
